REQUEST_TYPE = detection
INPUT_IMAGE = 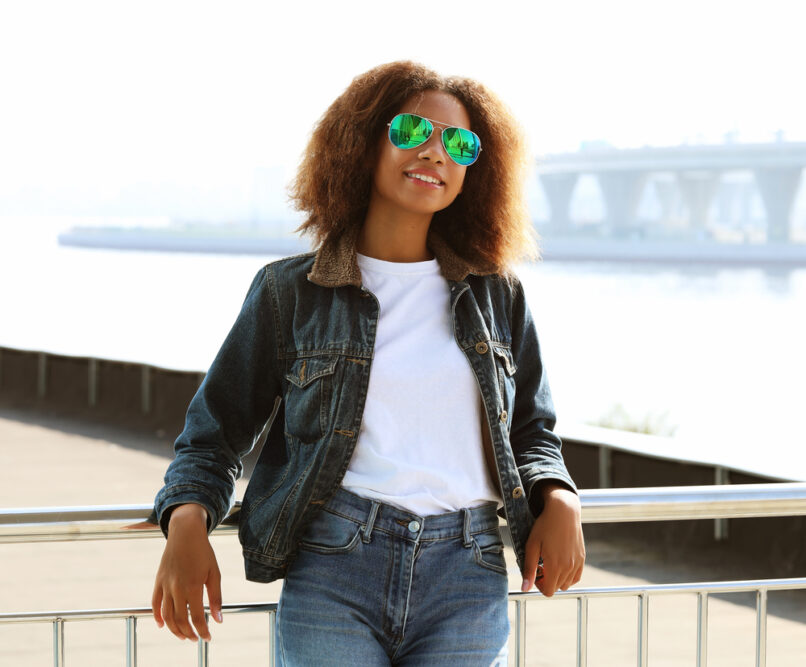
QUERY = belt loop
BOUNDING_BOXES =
[362,501,380,543]
[462,508,473,548]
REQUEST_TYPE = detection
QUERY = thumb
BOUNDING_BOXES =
[207,570,223,624]
[521,540,543,592]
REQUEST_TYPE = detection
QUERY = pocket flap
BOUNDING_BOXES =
[492,346,517,376]
[285,355,337,389]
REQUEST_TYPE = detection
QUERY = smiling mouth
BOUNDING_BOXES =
[405,172,444,186]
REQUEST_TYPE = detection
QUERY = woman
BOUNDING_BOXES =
[152,61,585,665]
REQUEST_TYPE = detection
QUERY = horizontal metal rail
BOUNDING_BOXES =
[2,580,804,667]
[2,483,805,544]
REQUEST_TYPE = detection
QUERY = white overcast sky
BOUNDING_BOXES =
[1,0,805,194]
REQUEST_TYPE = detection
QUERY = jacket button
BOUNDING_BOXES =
[499,410,507,423]
[512,487,524,499]
[474,341,489,354]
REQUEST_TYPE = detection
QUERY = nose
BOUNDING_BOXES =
[416,130,446,164]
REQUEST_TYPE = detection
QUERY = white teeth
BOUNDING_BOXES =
[407,172,442,185]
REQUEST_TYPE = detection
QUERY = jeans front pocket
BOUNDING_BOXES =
[471,528,509,575]
[298,508,363,555]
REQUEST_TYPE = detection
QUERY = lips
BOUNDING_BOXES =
[404,170,445,186]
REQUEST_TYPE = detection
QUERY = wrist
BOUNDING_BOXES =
[540,481,574,501]
[167,503,209,530]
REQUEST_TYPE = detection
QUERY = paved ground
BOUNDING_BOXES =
[1,408,804,665]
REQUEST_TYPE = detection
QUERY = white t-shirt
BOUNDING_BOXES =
[341,253,502,515]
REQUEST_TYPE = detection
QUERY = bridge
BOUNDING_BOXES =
[536,141,806,242]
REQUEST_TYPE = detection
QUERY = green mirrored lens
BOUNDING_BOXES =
[442,127,480,166]
[389,114,432,150]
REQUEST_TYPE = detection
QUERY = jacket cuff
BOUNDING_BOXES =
[154,484,223,537]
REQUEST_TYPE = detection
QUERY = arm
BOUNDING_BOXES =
[154,266,282,533]
[508,279,585,596]
[151,267,283,639]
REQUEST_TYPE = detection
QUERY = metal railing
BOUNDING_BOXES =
[2,482,806,667]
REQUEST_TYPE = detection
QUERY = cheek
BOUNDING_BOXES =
[453,169,468,194]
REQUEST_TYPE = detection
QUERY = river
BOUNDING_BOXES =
[1,217,804,479]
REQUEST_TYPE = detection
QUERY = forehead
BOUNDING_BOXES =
[398,90,471,129]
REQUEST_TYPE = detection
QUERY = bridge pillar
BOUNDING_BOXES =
[753,167,803,242]
[538,173,578,229]
[676,171,721,236]
[596,170,647,233]
[652,175,681,223]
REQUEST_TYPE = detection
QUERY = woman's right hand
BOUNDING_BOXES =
[151,503,223,642]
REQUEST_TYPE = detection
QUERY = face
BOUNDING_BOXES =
[370,90,471,219]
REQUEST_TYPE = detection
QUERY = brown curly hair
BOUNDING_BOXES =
[290,61,537,272]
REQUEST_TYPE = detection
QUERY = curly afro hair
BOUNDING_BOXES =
[290,61,538,272]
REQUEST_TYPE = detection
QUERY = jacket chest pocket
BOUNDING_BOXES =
[492,346,517,417]
[284,355,338,444]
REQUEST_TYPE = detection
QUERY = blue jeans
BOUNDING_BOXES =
[276,488,510,666]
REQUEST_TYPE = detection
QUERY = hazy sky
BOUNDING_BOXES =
[2,0,805,197]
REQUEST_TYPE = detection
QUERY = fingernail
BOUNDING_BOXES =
[521,579,530,592]
[214,610,223,623]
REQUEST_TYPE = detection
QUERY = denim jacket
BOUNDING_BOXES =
[154,228,577,583]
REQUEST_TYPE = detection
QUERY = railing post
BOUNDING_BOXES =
[576,596,588,667]
[268,610,277,667]
[598,446,612,488]
[755,589,767,667]
[126,616,137,667]
[697,591,708,667]
[515,598,526,667]
[197,612,210,667]
[714,467,730,541]
[52,618,64,667]
[88,358,98,407]
[141,366,152,414]
[38,352,48,399]
[637,593,648,667]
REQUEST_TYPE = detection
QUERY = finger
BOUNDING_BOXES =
[171,594,198,641]
[152,585,164,627]
[207,568,223,624]
[521,542,543,592]
[537,561,560,597]
[188,587,211,642]
[161,594,184,640]
[559,558,585,591]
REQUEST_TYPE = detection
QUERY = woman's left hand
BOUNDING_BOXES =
[521,483,585,596]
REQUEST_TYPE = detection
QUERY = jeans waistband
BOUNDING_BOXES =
[324,487,500,544]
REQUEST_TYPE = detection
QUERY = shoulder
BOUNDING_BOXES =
[251,252,317,289]
[261,251,317,277]
[468,271,524,302]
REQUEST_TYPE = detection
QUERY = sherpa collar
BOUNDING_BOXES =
[306,225,496,288]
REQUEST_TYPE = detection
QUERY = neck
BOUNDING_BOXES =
[358,199,434,262]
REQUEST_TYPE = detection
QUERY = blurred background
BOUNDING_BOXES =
[1,0,805,474]
[2,2,806,663]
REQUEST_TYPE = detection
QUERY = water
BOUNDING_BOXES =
[2,218,804,479]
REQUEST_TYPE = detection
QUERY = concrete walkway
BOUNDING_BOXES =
[0,410,803,665]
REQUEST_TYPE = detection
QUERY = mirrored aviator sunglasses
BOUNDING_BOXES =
[387,113,481,166]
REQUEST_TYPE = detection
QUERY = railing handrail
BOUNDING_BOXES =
[3,482,806,543]
[3,577,805,625]
[2,482,806,544]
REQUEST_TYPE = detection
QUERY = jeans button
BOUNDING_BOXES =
[407,520,420,533]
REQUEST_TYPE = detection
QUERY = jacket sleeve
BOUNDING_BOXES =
[153,266,282,536]
[508,277,578,517]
